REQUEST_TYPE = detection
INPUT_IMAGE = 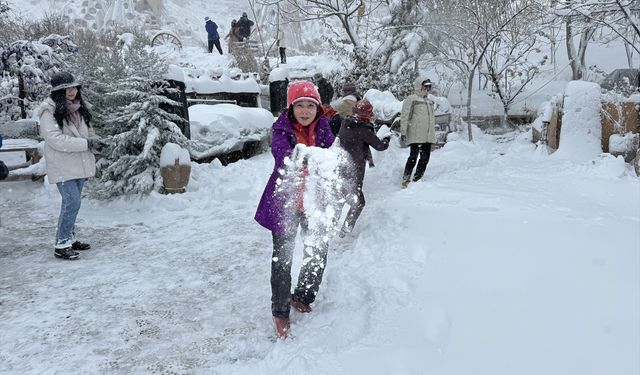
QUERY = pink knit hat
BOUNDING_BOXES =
[287,81,321,107]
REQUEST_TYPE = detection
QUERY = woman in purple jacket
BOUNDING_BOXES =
[255,81,335,338]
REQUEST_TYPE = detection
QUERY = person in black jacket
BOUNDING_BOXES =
[236,12,254,41]
[336,99,390,237]
[313,73,334,105]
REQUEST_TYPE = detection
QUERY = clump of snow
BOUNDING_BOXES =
[160,143,190,167]
[269,67,290,83]
[376,125,392,139]
[364,89,402,121]
[166,64,186,83]
[183,70,260,94]
[188,103,273,159]
[553,81,603,160]
[609,132,639,153]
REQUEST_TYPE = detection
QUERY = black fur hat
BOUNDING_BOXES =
[50,72,80,92]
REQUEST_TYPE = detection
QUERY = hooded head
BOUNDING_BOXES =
[342,81,357,96]
[312,72,323,82]
[50,71,81,92]
[205,16,210,21]
[242,12,248,17]
[352,99,373,121]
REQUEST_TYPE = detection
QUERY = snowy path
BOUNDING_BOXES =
[1,132,638,374]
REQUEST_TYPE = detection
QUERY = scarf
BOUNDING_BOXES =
[292,119,318,211]
[66,100,82,128]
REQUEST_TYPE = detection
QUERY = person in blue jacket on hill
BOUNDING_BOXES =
[205,17,223,55]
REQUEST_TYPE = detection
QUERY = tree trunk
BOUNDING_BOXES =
[466,70,474,142]
[18,71,26,119]
[576,28,593,79]
[565,19,582,80]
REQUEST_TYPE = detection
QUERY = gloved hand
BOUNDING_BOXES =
[400,135,406,143]
[382,135,392,143]
[87,137,107,154]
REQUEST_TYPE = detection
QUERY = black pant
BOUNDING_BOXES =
[208,39,223,54]
[336,187,365,232]
[279,47,286,63]
[403,143,432,181]
[271,212,329,318]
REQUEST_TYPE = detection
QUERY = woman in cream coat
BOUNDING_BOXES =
[400,76,436,188]
[38,72,104,260]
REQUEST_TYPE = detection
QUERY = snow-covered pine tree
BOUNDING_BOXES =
[378,0,429,75]
[72,31,188,198]
[93,77,188,198]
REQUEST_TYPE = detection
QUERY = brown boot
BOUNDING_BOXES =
[273,316,290,338]
[291,298,312,313]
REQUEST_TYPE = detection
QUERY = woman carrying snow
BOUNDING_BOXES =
[254,81,335,338]
[38,72,106,260]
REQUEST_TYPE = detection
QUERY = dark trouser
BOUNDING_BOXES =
[208,39,223,54]
[403,143,432,181]
[271,212,329,318]
[338,187,365,232]
[279,47,286,63]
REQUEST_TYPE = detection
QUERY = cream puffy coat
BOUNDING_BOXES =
[37,98,96,184]
[400,77,436,145]
[333,94,358,119]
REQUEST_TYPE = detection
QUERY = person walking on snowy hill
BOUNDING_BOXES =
[205,16,223,55]
[236,12,254,41]
[335,99,390,237]
[276,28,287,64]
[400,77,436,189]
[255,81,335,339]
[38,72,107,260]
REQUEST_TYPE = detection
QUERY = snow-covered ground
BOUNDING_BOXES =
[2,2,639,374]
[1,129,638,374]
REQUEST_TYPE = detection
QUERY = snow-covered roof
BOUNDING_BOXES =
[181,68,261,94]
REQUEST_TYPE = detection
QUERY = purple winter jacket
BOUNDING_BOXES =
[255,111,335,236]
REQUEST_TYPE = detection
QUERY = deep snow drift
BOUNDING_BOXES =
[1,128,638,375]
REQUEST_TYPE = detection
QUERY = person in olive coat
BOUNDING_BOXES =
[400,77,436,188]
[336,99,390,236]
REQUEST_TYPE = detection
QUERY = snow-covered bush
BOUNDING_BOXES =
[0,35,76,122]
[328,44,416,98]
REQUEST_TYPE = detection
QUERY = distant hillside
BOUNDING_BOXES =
[7,0,248,47]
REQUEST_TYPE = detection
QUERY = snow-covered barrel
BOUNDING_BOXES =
[160,143,191,194]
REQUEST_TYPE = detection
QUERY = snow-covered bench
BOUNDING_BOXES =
[0,138,45,182]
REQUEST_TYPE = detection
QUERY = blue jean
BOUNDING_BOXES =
[55,178,85,248]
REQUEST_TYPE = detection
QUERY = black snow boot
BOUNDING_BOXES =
[72,241,91,251]
[54,247,79,260]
